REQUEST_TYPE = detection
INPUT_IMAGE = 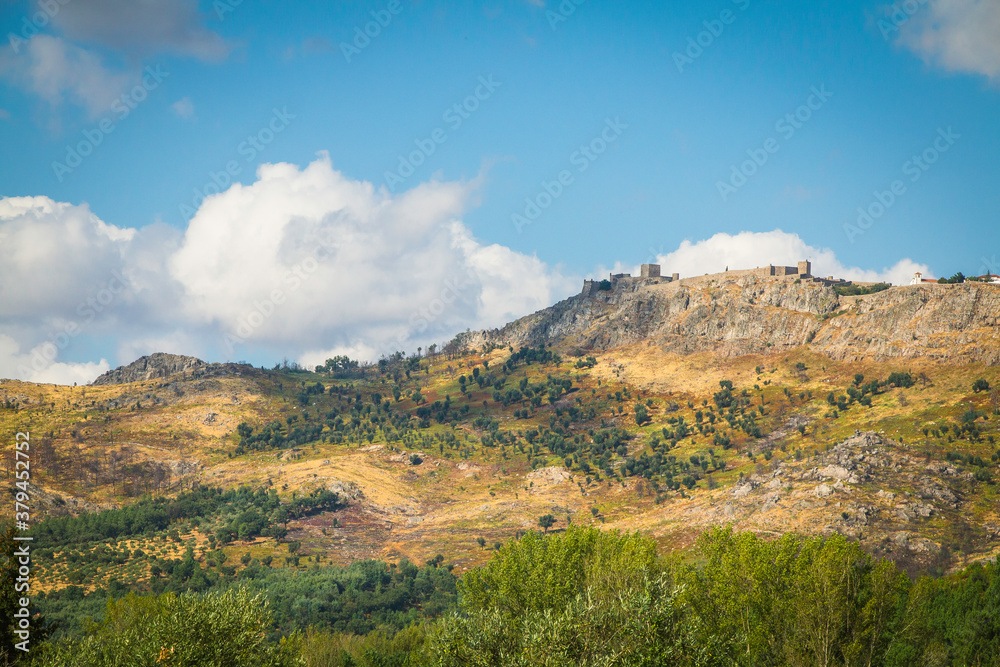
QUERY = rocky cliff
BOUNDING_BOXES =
[91,353,208,385]
[459,277,1000,365]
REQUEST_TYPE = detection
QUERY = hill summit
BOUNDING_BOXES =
[91,352,208,385]
[459,266,1000,365]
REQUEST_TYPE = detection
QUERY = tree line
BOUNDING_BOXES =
[8,525,1000,665]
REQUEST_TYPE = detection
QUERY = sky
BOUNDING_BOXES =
[0,0,998,384]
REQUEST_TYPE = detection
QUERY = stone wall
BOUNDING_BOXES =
[581,260,853,296]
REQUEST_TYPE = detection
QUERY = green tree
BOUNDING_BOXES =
[38,587,300,666]
[426,526,718,666]
[538,514,556,533]
[973,378,991,393]
[635,403,650,425]
[682,527,911,667]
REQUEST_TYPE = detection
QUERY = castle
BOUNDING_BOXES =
[581,260,867,296]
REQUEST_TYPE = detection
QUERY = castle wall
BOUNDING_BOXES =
[581,260,873,295]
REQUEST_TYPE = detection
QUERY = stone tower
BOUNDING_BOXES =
[640,264,661,278]
[797,260,811,277]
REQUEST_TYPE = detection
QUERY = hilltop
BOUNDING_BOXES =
[458,268,1000,365]
[92,352,261,385]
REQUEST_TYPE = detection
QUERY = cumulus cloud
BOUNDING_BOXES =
[0,333,109,385]
[167,153,577,359]
[0,156,577,383]
[0,0,228,119]
[0,35,135,117]
[895,0,1000,81]
[47,0,230,61]
[0,195,135,322]
[648,230,932,286]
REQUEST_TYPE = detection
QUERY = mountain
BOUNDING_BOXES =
[458,275,1000,365]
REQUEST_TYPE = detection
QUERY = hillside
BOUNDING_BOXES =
[4,301,1000,664]
[2,274,1000,643]
[458,276,1000,365]
[3,345,999,595]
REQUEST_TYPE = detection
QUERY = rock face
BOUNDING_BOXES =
[91,352,260,386]
[458,277,1000,365]
[92,353,206,385]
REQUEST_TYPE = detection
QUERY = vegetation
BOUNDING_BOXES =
[4,342,1000,663]
[833,282,891,296]
[38,587,301,666]
[28,485,341,548]
[33,554,457,643]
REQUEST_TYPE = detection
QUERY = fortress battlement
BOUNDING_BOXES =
[580,260,866,296]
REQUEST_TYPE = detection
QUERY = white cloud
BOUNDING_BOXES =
[649,230,932,286]
[0,156,576,382]
[168,153,577,358]
[896,0,1000,81]
[171,97,195,119]
[0,334,109,384]
[1,0,227,119]
[0,35,135,117]
[0,195,135,322]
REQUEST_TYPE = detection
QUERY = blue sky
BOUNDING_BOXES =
[1,0,998,383]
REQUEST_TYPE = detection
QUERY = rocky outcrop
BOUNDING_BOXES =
[458,277,1000,365]
[92,353,260,385]
[92,353,206,385]
[810,284,1000,364]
